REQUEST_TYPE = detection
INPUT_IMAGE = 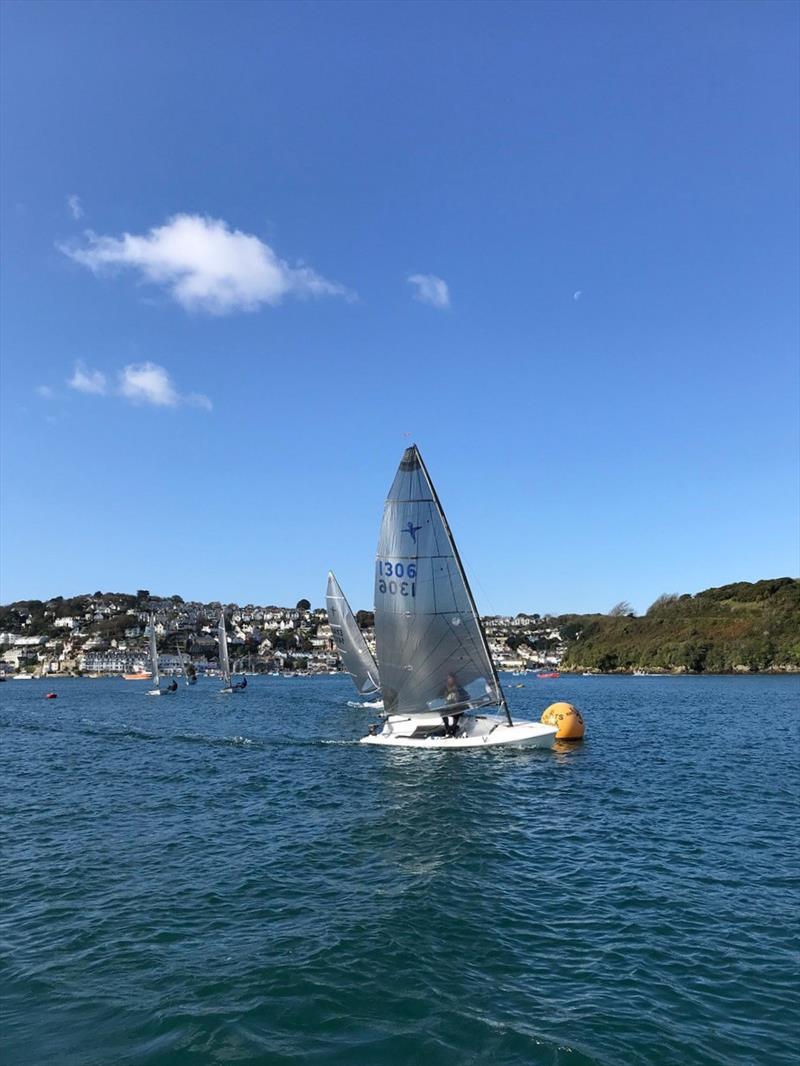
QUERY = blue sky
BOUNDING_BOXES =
[1,0,797,614]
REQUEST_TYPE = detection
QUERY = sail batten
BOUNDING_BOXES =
[373,445,506,720]
[326,572,381,696]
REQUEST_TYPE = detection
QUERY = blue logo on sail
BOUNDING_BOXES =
[402,521,422,543]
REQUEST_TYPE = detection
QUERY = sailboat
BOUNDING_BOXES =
[218,610,246,694]
[361,445,557,749]
[147,615,177,696]
[326,571,383,708]
[176,641,197,685]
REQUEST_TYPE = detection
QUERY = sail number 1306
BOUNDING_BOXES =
[377,560,416,597]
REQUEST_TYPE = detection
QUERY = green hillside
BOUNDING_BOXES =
[559,578,800,673]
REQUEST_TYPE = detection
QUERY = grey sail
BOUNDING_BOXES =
[218,610,231,686]
[149,614,160,687]
[326,571,381,696]
[373,444,506,718]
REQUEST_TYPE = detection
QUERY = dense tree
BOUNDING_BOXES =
[562,579,799,673]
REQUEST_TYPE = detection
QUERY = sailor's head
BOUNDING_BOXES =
[446,673,457,687]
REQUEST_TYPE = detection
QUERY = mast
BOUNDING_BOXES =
[413,446,513,726]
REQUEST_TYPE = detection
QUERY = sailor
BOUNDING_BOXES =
[442,673,468,737]
[167,679,178,692]
[443,673,468,704]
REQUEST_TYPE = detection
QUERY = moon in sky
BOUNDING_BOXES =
[573,290,582,301]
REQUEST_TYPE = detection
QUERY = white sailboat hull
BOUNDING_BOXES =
[360,714,557,749]
[347,698,384,710]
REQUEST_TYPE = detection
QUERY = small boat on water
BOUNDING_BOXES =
[361,445,557,750]
[326,571,383,709]
[536,671,561,680]
[123,672,151,681]
[147,615,177,697]
[218,611,246,694]
[175,642,197,685]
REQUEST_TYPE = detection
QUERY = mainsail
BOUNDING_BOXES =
[326,571,381,696]
[148,614,160,687]
[373,444,508,720]
[175,641,190,684]
[218,610,231,686]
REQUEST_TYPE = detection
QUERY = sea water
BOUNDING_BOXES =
[1,674,798,1065]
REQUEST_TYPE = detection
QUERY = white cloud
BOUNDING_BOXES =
[118,362,212,411]
[35,385,54,399]
[67,194,84,220]
[67,359,211,411]
[68,361,107,395]
[407,273,450,309]
[60,213,353,314]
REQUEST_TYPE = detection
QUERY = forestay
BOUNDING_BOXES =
[326,572,381,696]
[218,610,231,686]
[373,444,506,719]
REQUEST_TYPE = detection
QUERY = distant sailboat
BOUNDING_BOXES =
[361,445,557,749]
[326,571,382,707]
[175,641,197,685]
[147,614,177,696]
[218,611,246,694]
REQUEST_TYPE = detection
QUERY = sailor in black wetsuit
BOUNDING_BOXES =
[441,673,468,737]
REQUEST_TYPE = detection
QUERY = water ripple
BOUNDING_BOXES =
[1,674,798,1064]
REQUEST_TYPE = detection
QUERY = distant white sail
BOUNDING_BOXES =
[149,614,160,687]
[326,571,381,696]
[175,641,189,683]
[218,610,231,686]
[374,445,505,718]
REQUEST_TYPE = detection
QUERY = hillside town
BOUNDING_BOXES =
[0,591,566,678]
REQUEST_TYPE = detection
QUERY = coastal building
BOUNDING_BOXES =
[80,651,150,674]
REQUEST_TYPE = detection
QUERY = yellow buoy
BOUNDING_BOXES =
[541,701,585,740]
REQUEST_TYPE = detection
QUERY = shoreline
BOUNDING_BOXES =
[4,668,798,681]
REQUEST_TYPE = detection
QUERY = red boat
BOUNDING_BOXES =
[536,671,560,679]
[45,692,58,699]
